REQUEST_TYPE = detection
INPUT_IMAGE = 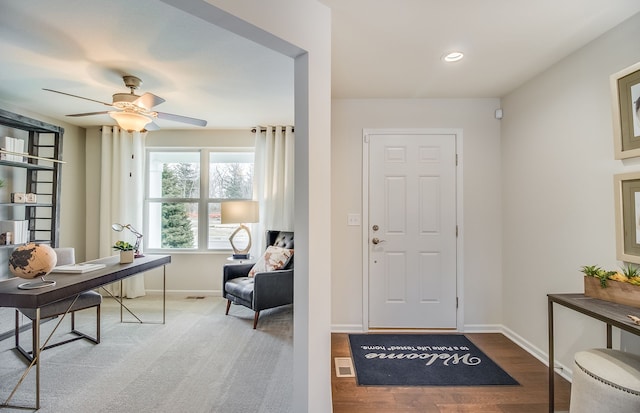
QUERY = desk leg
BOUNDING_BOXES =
[34,308,40,410]
[607,324,612,348]
[548,299,554,413]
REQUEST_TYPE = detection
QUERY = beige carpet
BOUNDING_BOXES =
[0,295,293,412]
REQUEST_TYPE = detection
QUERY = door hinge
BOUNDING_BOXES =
[455,154,458,166]
[456,225,458,237]
[456,297,459,308]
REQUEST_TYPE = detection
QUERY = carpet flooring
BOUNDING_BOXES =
[349,334,519,386]
[0,295,293,412]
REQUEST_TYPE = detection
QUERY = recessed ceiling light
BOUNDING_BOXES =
[442,51,464,63]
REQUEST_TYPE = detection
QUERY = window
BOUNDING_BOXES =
[146,149,254,251]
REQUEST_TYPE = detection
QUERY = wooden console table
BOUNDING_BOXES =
[547,293,640,413]
[0,254,171,410]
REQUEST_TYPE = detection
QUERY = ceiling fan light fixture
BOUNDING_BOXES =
[109,111,152,132]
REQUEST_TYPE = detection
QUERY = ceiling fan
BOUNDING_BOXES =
[43,75,207,131]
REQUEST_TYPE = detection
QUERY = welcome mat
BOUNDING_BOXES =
[348,334,519,386]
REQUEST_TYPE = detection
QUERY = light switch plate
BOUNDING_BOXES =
[347,213,360,226]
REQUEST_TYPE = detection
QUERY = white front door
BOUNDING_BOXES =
[367,132,458,328]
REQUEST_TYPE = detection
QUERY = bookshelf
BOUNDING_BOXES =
[0,108,63,280]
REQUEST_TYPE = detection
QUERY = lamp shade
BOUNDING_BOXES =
[221,200,259,224]
[109,111,151,132]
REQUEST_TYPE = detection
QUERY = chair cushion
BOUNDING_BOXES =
[225,277,254,301]
[19,291,102,320]
[248,246,293,277]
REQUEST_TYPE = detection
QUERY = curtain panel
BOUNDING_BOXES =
[98,126,146,298]
[253,126,294,253]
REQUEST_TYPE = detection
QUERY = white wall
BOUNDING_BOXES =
[501,12,640,372]
[331,98,502,330]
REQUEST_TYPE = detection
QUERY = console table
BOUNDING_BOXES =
[547,293,640,413]
[0,254,171,410]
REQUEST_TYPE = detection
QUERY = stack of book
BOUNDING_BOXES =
[0,220,29,245]
[1,136,25,162]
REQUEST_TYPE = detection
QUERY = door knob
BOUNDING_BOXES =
[372,237,386,245]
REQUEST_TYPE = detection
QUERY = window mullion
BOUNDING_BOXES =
[199,149,209,250]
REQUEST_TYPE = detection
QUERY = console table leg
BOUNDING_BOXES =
[607,324,612,348]
[548,299,555,413]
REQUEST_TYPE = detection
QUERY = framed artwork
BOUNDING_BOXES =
[611,61,640,159]
[614,172,640,264]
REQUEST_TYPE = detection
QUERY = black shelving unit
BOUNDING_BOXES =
[0,108,63,257]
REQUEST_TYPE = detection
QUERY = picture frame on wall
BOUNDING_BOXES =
[611,61,640,159]
[614,172,640,264]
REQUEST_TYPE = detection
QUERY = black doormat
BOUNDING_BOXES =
[348,334,519,386]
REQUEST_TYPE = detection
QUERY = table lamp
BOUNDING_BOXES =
[221,200,259,259]
[111,223,144,257]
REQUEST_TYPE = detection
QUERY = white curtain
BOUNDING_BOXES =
[253,126,294,253]
[98,126,146,298]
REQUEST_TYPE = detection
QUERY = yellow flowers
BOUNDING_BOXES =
[609,272,628,282]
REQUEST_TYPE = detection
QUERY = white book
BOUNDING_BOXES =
[50,263,106,273]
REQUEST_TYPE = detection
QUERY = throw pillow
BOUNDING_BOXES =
[248,246,294,277]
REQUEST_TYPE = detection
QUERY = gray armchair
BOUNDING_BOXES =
[223,230,293,328]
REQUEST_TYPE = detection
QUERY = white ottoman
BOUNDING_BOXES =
[570,348,640,413]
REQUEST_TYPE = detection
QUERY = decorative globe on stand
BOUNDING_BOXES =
[9,243,58,290]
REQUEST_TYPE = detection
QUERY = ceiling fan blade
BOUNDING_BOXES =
[144,121,160,131]
[156,112,207,127]
[43,88,113,107]
[134,93,165,110]
[66,111,110,117]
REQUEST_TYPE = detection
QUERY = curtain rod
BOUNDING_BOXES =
[251,126,294,133]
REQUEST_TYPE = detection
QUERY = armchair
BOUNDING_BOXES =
[223,230,293,328]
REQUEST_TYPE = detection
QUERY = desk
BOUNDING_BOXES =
[547,293,640,413]
[0,254,170,409]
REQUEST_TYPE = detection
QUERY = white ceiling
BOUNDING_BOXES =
[1,0,639,130]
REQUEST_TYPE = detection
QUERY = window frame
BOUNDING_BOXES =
[144,147,255,253]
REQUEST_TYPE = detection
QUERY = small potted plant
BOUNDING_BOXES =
[113,240,135,264]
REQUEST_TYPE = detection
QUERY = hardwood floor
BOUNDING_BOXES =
[331,333,571,413]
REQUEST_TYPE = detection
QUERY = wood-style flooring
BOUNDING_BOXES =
[331,333,571,412]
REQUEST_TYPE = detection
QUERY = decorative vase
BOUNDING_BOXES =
[584,276,640,308]
[120,250,134,264]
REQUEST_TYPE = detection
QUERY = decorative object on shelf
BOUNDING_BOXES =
[611,61,640,159]
[614,172,640,264]
[111,223,144,258]
[11,192,25,203]
[25,193,37,203]
[112,240,135,264]
[581,264,640,308]
[9,243,58,289]
[221,200,259,259]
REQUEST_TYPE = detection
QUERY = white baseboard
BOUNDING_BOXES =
[331,324,365,333]
[144,289,221,297]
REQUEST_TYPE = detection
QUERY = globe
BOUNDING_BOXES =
[9,243,57,280]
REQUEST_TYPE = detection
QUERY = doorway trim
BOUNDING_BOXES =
[362,128,465,332]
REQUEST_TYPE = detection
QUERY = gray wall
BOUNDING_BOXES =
[501,12,640,371]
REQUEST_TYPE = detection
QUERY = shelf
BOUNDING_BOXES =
[0,159,56,171]
[0,203,53,207]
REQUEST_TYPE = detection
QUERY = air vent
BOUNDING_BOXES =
[334,357,355,377]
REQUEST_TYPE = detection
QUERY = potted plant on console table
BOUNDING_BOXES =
[581,264,640,309]
[113,241,135,264]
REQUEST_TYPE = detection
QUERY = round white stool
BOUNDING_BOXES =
[569,348,640,413]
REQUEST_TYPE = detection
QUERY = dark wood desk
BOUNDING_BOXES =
[547,293,640,413]
[0,254,171,409]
